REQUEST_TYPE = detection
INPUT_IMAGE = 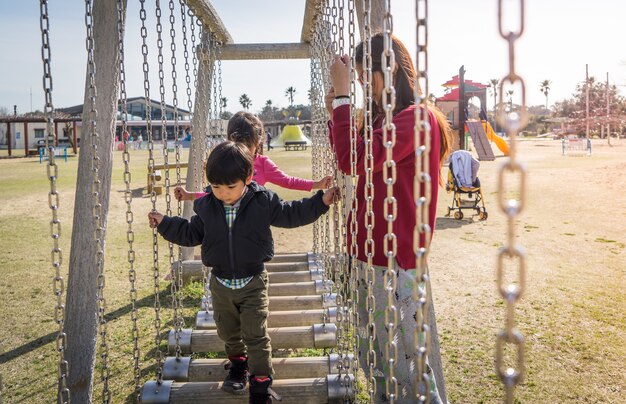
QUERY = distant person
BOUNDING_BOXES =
[587,137,592,156]
[149,141,338,402]
[175,111,332,201]
[184,128,192,142]
[266,130,273,150]
[136,134,143,150]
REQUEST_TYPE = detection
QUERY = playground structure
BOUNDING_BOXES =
[436,72,511,157]
[270,124,312,149]
[25,1,531,403]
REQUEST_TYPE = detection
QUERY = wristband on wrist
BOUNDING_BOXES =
[332,97,351,109]
[334,95,349,99]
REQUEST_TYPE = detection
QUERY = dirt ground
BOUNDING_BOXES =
[0,139,624,403]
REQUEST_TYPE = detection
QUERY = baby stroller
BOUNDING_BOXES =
[446,150,488,220]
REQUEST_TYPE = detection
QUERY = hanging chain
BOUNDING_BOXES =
[310,16,321,255]
[39,2,70,402]
[116,0,141,399]
[413,0,432,401]
[180,0,194,143]
[168,0,186,357]
[361,0,378,400]
[217,42,223,133]
[85,1,111,401]
[496,0,527,402]
[140,0,165,384]
[346,0,360,393]
[156,0,183,359]
[381,1,399,401]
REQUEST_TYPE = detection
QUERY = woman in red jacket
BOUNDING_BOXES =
[326,33,452,403]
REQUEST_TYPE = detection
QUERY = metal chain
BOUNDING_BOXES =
[84,1,111,401]
[139,0,165,384]
[217,42,224,131]
[496,0,528,402]
[362,0,377,400]
[310,18,321,255]
[414,1,432,401]
[39,2,70,402]
[156,0,183,359]
[180,0,194,140]
[116,0,141,399]
[168,0,186,357]
[381,1,398,400]
[346,0,360,393]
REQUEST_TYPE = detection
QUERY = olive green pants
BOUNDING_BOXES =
[209,270,273,376]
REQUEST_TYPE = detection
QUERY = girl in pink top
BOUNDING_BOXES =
[175,111,331,201]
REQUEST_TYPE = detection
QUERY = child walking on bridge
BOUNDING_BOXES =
[149,141,338,403]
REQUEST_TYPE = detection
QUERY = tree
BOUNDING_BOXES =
[540,80,551,111]
[239,94,252,110]
[552,76,626,137]
[220,97,228,110]
[285,86,297,106]
[489,78,499,131]
[506,90,514,109]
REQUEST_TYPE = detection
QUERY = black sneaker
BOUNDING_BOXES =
[249,376,282,404]
[222,355,249,395]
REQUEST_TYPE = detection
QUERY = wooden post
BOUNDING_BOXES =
[24,122,29,156]
[54,121,59,147]
[6,123,11,156]
[64,1,123,401]
[459,65,466,150]
[72,121,78,154]
[182,30,212,260]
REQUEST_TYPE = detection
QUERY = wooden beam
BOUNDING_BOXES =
[185,0,233,44]
[218,43,311,60]
[301,0,324,43]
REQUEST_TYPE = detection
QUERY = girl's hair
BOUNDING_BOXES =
[227,111,265,154]
[355,32,452,179]
[205,141,254,185]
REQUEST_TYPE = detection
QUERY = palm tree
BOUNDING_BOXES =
[540,80,551,111]
[265,99,273,109]
[239,94,252,110]
[506,89,514,109]
[220,97,228,110]
[285,86,297,106]
[489,78,499,131]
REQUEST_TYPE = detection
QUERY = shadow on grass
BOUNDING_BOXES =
[0,287,197,365]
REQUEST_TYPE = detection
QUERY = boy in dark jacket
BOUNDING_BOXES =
[148,141,338,403]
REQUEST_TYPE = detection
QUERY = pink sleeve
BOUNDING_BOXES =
[261,156,314,192]
[194,192,207,199]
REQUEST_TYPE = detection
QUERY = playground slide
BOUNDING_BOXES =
[481,121,509,155]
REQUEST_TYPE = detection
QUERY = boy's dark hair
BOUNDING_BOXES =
[205,141,254,185]
[227,111,264,152]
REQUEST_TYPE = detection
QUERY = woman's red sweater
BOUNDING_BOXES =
[329,104,441,270]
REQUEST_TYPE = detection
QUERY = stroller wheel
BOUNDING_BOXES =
[454,210,464,220]
[479,211,488,221]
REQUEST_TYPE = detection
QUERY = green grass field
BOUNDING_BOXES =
[0,142,624,403]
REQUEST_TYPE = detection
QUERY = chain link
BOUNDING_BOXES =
[360,0,378,399]
[116,0,141,399]
[139,0,165,384]
[84,1,111,401]
[39,2,70,402]
[496,1,527,402]
[413,1,432,401]
[380,1,399,400]
[346,0,360,394]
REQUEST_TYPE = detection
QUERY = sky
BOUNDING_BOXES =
[1,0,625,116]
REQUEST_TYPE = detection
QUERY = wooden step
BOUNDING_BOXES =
[202,294,337,311]
[175,260,318,284]
[168,324,337,354]
[162,354,355,382]
[142,374,354,403]
[196,307,341,329]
